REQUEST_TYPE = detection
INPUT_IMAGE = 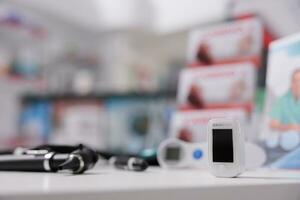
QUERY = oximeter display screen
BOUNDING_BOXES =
[213,129,233,162]
[165,147,180,161]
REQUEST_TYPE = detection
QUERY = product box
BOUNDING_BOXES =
[19,101,52,146]
[261,33,300,169]
[106,98,175,154]
[177,62,256,112]
[169,108,247,143]
[50,100,108,149]
[187,18,263,67]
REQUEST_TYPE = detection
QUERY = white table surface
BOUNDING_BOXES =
[1,165,300,200]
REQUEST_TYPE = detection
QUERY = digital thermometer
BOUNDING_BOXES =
[207,118,245,177]
[157,138,207,169]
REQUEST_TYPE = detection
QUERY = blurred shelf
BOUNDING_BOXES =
[21,90,177,104]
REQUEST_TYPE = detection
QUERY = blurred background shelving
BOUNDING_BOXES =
[0,0,300,155]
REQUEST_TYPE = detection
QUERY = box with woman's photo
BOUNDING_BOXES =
[169,109,247,143]
[262,33,300,169]
[187,18,263,67]
[177,62,256,113]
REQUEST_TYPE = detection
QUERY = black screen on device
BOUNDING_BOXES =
[213,129,234,162]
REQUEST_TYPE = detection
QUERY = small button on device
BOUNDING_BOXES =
[193,149,203,160]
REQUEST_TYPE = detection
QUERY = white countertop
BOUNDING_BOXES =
[1,166,300,200]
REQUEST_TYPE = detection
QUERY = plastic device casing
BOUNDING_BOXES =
[207,118,245,177]
[157,138,207,169]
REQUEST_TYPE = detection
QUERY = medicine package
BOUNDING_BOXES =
[187,18,263,67]
[262,33,300,169]
[177,62,256,113]
[169,109,247,143]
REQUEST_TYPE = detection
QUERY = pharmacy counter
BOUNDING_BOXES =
[0,167,300,200]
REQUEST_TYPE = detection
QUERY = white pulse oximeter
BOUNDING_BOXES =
[207,118,245,178]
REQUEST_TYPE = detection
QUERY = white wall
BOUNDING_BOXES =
[232,0,300,37]
[8,0,230,34]
[150,0,229,34]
